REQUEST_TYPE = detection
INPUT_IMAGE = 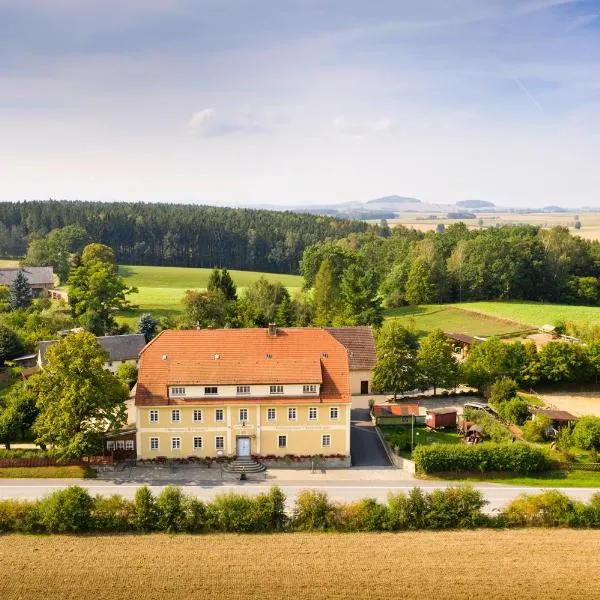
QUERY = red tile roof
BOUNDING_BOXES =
[373,404,420,417]
[135,328,351,406]
[325,327,377,370]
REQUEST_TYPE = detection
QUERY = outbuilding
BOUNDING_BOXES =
[425,407,457,430]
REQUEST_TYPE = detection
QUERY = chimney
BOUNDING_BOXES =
[267,323,277,337]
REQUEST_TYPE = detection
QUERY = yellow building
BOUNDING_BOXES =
[135,326,352,465]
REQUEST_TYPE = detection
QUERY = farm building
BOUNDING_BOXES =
[0,267,55,296]
[372,404,425,426]
[531,408,578,429]
[446,333,478,358]
[425,408,457,430]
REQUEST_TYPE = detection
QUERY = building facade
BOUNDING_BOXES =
[134,327,352,462]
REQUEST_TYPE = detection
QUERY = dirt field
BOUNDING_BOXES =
[3,531,600,599]
[540,391,600,417]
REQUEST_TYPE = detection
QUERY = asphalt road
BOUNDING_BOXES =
[350,407,392,467]
[1,478,598,512]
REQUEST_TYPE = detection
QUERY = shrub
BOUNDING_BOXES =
[133,485,157,531]
[425,486,487,529]
[92,494,136,531]
[206,493,263,533]
[413,442,551,474]
[0,499,41,533]
[338,498,388,532]
[489,377,518,406]
[522,415,550,443]
[37,486,93,533]
[292,490,339,531]
[252,486,287,532]
[156,485,188,533]
[185,498,207,533]
[386,430,412,452]
[573,416,600,450]
[463,409,511,442]
[497,397,530,425]
[502,490,583,527]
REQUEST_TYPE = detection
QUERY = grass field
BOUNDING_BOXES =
[117,265,303,327]
[0,466,94,478]
[3,531,600,600]
[385,305,528,337]
[430,470,600,488]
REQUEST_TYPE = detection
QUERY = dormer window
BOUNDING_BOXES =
[303,384,317,394]
[237,385,250,395]
[270,385,284,395]
[266,353,272,359]
[171,386,185,396]
[204,386,218,395]
[321,352,328,359]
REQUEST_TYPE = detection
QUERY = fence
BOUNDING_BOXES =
[558,462,600,472]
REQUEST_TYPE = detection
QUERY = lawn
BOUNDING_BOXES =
[4,531,600,600]
[116,264,303,327]
[0,465,95,478]
[431,469,600,488]
[450,301,600,329]
[384,305,527,337]
[382,425,462,459]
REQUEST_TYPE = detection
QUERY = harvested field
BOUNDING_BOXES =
[3,531,600,599]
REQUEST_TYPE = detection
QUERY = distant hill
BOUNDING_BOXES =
[366,195,422,205]
[541,205,568,213]
[456,200,495,209]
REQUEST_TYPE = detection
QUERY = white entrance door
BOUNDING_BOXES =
[236,437,251,457]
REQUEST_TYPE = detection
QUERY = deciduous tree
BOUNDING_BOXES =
[416,329,458,395]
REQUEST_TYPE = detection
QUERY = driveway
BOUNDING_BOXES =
[350,407,392,467]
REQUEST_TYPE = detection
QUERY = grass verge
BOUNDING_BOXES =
[0,465,96,478]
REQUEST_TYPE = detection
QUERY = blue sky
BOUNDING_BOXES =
[1,0,599,207]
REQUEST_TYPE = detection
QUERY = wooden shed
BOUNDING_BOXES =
[372,404,425,426]
[425,408,457,430]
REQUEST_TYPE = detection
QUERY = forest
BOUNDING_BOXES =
[0,200,368,273]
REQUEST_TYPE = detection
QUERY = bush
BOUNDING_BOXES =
[338,498,388,532]
[156,485,188,533]
[502,490,584,527]
[206,493,263,533]
[497,397,530,425]
[0,499,40,533]
[386,430,412,452]
[292,490,340,531]
[386,487,428,530]
[425,486,487,529]
[92,495,136,531]
[134,485,157,531]
[37,486,93,533]
[463,409,511,442]
[489,377,518,405]
[573,416,600,451]
[522,415,550,443]
[413,442,551,474]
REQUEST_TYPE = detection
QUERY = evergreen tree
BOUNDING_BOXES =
[8,269,32,311]
[275,293,296,327]
[137,312,158,342]
[338,264,383,327]
[0,324,24,365]
[416,329,458,395]
[207,268,222,295]
[372,321,419,400]
[313,259,339,326]
[219,268,238,301]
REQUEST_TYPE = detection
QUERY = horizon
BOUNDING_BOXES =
[1,1,599,207]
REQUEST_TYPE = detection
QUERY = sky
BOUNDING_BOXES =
[1,0,599,208]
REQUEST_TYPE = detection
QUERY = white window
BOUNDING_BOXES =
[270,385,284,394]
[193,409,202,422]
[149,410,159,423]
[171,437,181,450]
[150,437,159,451]
[106,441,115,450]
[171,386,185,396]
[171,409,180,422]
[288,407,297,421]
[215,436,224,450]
[303,384,317,394]
[267,408,276,421]
[239,408,248,422]
[237,385,250,395]
[116,440,125,450]
[322,434,331,448]
[193,437,203,450]
[278,435,287,448]
[125,440,134,450]
[309,407,318,420]
[205,386,218,395]
[330,407,339,420]
[215,409,224,422]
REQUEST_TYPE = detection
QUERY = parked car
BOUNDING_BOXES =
[463,401,498,417]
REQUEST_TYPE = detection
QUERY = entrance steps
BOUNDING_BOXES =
[222,457,266,473]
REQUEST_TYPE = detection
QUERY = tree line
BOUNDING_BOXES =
[301,223,600,307]
[0,200,368,273]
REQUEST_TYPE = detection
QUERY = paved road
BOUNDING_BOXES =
[350,407,392,467]
[2,478,598,512]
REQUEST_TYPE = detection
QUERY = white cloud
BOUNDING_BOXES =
[333,115,392,137]
[188,108,216,131]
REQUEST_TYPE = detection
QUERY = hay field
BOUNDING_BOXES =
[116,264,303,327]
[3,531,600,600]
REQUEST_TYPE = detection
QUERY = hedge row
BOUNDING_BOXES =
[3,485,600,533]
[413,442,552,474]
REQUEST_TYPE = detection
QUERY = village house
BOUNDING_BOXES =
[326,326,377,394]
[0,266,55,297]
[134,326,352,464]
[37,333,146,373]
